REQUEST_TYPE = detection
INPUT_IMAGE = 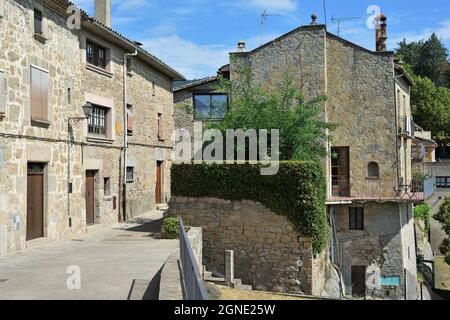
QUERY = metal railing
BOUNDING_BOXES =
[179,218,208,300]
[399,116,415,137]
[330,179,425,200]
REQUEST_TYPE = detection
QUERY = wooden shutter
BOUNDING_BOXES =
[31,66,48,121]
[0,71,5,114]
[127,106,133,133]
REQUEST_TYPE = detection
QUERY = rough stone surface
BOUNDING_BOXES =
[0,0,175,255]
[168,196,334,296]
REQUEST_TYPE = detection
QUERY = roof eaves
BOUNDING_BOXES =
[173,77,218,92]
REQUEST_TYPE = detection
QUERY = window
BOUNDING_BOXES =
[67,87,72,105]
[349,208,364,230]
[30,66,49,122]
[86,41,106,69]
[103,177,111,196]
[126,167,134,183]
[34,9,43,35]
[87,104,108,136]
[152,82,156,96]
[194,94,228,120]
[126,57,132,73]
[0,70,5,115]
[127,104,133,135]
[367,162,380,178]
[157,113,163,140]
[436,177,450,188]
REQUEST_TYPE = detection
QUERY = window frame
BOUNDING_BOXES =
[367,162,380,179]
[436,177,450,188]
[103,177,111,197]
[193,93,228,120]
[127,104,133,135]
[0,70,5,116]
[87,104,108,137]
[34,8,43,35]
[126,167,134,183]
[349,207,364,231]
[157,112,163,140]
[86,40,107,70]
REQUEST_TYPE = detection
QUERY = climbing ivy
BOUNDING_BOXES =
[171,162,328,254]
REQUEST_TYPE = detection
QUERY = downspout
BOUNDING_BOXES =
[123,49,138,222]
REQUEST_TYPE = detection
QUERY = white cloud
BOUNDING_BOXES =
[389,19,450,47]
[142,35,233,79]
[229,0,298,13]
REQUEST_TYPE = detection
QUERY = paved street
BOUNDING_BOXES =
[0,212,178,300]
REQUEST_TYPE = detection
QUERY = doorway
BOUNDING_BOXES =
[351,265,366,298]
[27,163,45,241]
[85,170,96,226]
[155,161,163,204]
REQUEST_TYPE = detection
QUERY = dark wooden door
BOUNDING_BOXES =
[85,171,96,225]
[155,161,162,204]
[351,266,366,298]
[27,164,44,241]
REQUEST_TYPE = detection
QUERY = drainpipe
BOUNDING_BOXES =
[123,49,138,222]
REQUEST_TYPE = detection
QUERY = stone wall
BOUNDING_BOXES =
[333,202,416,299]
[0,0,176,255]
[168,196,333,296]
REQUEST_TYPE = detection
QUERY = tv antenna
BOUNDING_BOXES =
[331,15,363,36]
[261,10,280,46]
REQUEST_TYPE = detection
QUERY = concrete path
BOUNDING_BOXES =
[0,211,178,300]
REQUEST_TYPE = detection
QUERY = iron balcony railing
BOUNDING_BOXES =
[331,179,425,201]
[179,218,208,300]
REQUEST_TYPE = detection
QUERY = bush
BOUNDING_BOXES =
[434,197,450,265]
[172,162,328,254]
[414,204,431,237]
[163,217,180,239]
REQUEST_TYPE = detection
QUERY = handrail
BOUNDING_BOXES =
[179,218,209,300]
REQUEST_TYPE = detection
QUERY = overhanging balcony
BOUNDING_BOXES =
[329,179,425,203]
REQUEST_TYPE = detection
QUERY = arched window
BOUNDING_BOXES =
[367,162,380,178]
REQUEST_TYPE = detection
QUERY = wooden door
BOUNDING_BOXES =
[85,171,96,225]
[155,161,163,204]
[351,266,366,298]
[27,164,44,241]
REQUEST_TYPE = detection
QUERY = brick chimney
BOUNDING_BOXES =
[375,13,387,52]
[94,0,111,28]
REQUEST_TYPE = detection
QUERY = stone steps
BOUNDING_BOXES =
[204,269,252,291]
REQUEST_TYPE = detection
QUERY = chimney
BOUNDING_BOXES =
[94,0,111,28]
[375,13,387,52]
[237,40,246,52]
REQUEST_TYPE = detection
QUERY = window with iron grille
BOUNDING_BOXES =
[86,41,106,69]
[349,208,364,230]
[87,105,107,136]
[126,167,134,183]
[34,9,43,35]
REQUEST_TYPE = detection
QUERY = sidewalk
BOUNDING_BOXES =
[0,211,178,300]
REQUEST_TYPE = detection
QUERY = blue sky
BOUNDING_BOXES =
[73,0,450,79]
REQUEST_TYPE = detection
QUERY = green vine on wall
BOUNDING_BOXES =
[171,162,328,254]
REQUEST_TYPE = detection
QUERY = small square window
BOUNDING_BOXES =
[349,208,364,230]
[126,167,134,183]
[34,9,43,35]
[104,177,111,196]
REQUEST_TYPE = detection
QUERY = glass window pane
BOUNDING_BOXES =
[211,95,227,119]
[194,95,211,119]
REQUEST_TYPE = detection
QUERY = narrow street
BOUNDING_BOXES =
[0,212,178,300]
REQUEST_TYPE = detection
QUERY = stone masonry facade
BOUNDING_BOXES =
[168,196,338,297]
[0,0,182,255]
[227,23,416,299]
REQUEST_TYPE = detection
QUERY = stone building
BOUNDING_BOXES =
[0,0,183,255]
[174,15,421,299]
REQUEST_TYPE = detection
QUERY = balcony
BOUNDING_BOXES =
[399,116,415,138]
[329,179,425,202]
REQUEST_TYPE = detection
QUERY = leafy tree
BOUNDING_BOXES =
[434,197,450,265]
[410,75,450,147]
[396,34,449,87]
[208,68,336,162]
